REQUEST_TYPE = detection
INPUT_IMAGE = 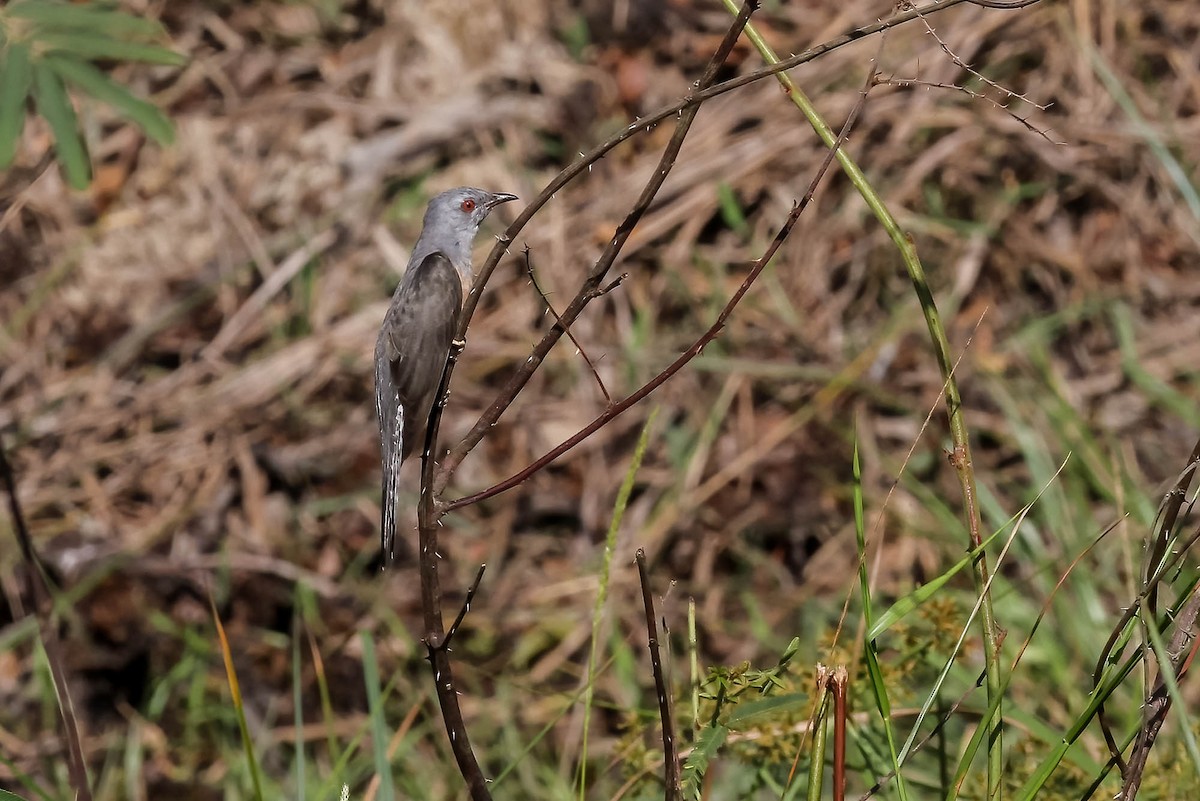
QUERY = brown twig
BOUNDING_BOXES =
[1118,435,1200,798]
[432,0,762,496]
[965,0,1042,7]
[1146,445,1199,620]
[445,54,873,515]
[877,75,1059,143]
[445,564,486,648]
[0,436,93,801]
[892,0,1057,142]
[522,246,613,404]
[636,549,679,800]
[1093,528,1200,771]
[909,1,1050,108]
[429,0,996,496]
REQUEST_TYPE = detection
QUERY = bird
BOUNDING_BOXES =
[375,186,518,562]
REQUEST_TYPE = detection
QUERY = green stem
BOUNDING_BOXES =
[721,2,1004,794]
[807,671,831,801]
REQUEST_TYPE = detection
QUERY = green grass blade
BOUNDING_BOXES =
[6,0,164,37]
[31,62,90,188]
[493,659,615,788]
[292,600,306,801]
[123,715,145,801]
[1111,304,1200,425]
[0,750,52,801]
[579,407,657,799]
[38,33,185,66]
[689,599,700,738]
[937,458,1071,795]
[852,433,910,801]
[210,598,265,801]
[807,679,831,801]
[934,539,1032,789]
[360,630,395,801]
[868,518,1013,641]
[1014,647,1142,799]
[43,54,174,144]
[0,42,32,168]
[1086,43,1200,223]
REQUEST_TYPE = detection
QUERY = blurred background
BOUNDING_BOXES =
[2,0,1198,798]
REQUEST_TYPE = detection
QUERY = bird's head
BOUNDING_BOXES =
[417,187,518,263]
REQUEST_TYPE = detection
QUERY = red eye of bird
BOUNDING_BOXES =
[460,198,476,212]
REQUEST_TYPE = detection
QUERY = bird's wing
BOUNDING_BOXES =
[374,252,463,560]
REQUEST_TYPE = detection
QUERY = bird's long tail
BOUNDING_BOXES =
[376,363,403,565]
[380,465,396,563]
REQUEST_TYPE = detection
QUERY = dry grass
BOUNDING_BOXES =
[2,0,1199,797]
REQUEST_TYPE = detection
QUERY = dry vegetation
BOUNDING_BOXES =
[2,0,1199,798]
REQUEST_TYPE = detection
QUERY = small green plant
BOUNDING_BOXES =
[0,0,183,189]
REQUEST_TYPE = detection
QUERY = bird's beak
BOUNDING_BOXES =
[485,192,519,210]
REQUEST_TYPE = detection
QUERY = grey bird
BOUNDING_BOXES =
[375,186,518,562]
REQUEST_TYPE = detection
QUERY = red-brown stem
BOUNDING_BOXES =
[832,666,848,801]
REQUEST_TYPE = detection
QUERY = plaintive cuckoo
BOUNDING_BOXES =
[375,186,518,561]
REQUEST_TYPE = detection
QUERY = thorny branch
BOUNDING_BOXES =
[414,334,494,800]
[1120,589,1200,800]
[909,1,1049,108]
[885,1,1058,143]
[523,246,614,404]
[877,75,1058,142]
[429,0,1031,496]
[445,36,875,515]
[445,564,487,647]
[412,4,761,797]
[405,1,1047,797]
[637,549,680,801]
[1095,438,1200,772]
[431,0,762,496]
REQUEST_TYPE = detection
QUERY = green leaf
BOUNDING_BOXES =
[0,42,33,167]
[360,631,395,801]
[44,55,173,144]
[681,724,727,801]
[7,0,164,38]
[725,693,807,728]
[37,33,185,66]
[30,63,90,189]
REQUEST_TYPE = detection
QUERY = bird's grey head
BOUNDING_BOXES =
[410,187,518,278]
